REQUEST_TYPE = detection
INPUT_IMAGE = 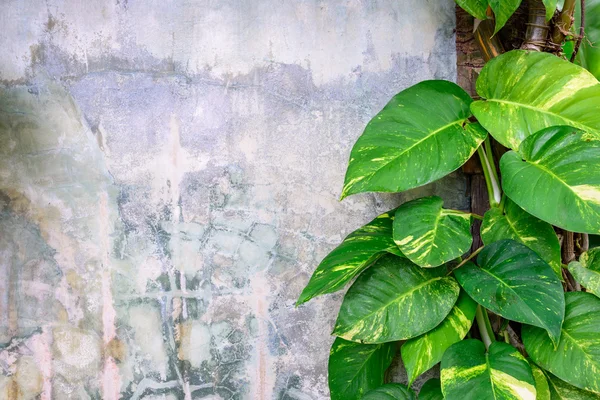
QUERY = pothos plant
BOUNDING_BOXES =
[297,1,600,399]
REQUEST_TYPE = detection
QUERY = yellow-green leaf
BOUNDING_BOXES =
[543,369,600,399]
[531,363,551,400]
[455,0,489,20]
[568,248,600,299]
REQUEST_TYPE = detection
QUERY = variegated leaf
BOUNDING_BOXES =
[489,0,523,34]
[501,126,600,234]
[455,0,489,20]
[543,369,600,400]
[333,254,459,343]
[297,209,401,305]
[523,292,600,394]
[471,50,600,151]
[401,291,477,384]
[419,379,444,400]
[393,196,473,268]
[328,337,397,400]
[441,340,536,400]
[481,198,561,277]
[568,248,600,299]
[454,240,565,345]
[530,363,551,400]
[341,80,487,199]
[361,383,416,400]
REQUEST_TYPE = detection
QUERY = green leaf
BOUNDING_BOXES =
[401,291,477,384]
[471,50,600,151]
[489,0,523,34]
[568,248,600,299]
[543,369,600,400]
[361,384,416,400]
[333,254,459,343]
[523,292,600,394]
[328,338,397,400]
[441,340,536,400]
[500,126,600,234]
[455,0,489,20]
[341,80,486,199]
[542,0,558,20]
[454,239,565,345]
[297,209,401,305]
[481,198,561,277]
[393,196,473,268]
[577,0,600,80]
[419,379,444,400]
[530,363,551,400]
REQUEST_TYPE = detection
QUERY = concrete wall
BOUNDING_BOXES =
[0,1,463,399]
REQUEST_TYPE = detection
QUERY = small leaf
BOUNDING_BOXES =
[341,80,486,199]
[500,126,600,234]
[543,369,600,399]
[401,291,477,384]
[530,363,551,400]
[297,209,401,305]
[568,248,600,299]
[472,50,600,151]
[441,340,536,400]
[454,239,565,345]
[333,254,459,343]
[455,0,489,20]
[328,338,397,400]
[393,196,473,268]
[361,383,416,400]
[481,198,561,277]
[542,0,558,20]
[489,0,523,34]
[419,379,444,400]
[523,292,600,394]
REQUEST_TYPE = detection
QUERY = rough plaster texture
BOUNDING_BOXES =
[0,1,464,399]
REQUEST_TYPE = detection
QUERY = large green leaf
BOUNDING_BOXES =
[523,292,600,394]
[361,384,416,400]
[531,363,551,400]
[297,210,401,305]
[568,248,600,299]
[543,370,600,400]
[500,126,600,234]
[393,196,473,268]
[481,198,561,277]
[419,379,444,400]
[542,0,558,20]
[578,0,600,80]
[454,239,565,345]
[333,254,459,343]
[401,291,477,384]
[341,80,487,199]
[441,340,536,400]
[455,0,489,20]
[328,337,397,400]
[489,0,522,34]
[471,50,600,151]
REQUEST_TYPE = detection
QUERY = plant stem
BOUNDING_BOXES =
[477,145,501,207]
[522,0,551,51]
[448,246,484,275]
[550,0,577,51]
[476,305,495,349]
[571,0,586,61]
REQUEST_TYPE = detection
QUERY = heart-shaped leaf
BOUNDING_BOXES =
[441,340,536,400]
[481,198,561,277]
[393,196,473,268]
[471,50,600,151]
[361,384,416,400]
[455,0,489,20]
[543,369,600,400]
[328,338,397,400]
[341,80,487,199]
[489,0,523,34]
[523,292,600,394]
[297,209,401,305]
[568,248,600,299]
[401,291,477,384]
[500,126,600,234]
[454,239,565,345]
[419,379,444,400]
[530,363,551,400]
[334,254,459,343]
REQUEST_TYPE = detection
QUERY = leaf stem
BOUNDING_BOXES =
[476,305,495,349]
[447,246,484,275]
[477,145,501,207]
[471,213,484,221]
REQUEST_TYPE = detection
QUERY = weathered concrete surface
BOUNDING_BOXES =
[0,1,462,399]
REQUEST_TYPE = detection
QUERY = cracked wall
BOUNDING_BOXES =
[0,1,463,399]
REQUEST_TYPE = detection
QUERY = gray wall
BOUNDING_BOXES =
[0,1,463,399]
